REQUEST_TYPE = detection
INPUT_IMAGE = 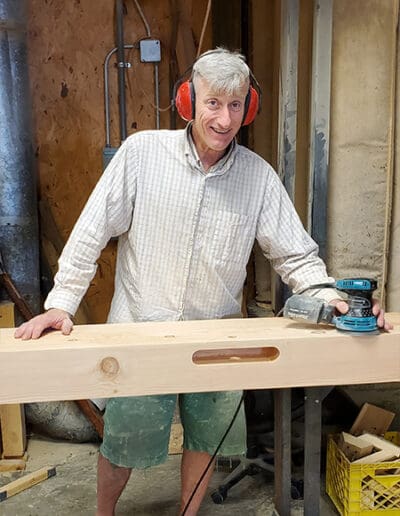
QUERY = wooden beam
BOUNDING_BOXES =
[0,466,56,502]
[0,302,26,458]
[0,316,399,405]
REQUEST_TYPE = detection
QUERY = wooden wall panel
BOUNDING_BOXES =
[27,1,210,322]
[328,0,398,302]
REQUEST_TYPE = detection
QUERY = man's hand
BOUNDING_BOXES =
[14,308,73,340]
[330,298,393,331]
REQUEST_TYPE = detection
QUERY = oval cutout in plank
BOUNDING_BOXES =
[192,347,280,365]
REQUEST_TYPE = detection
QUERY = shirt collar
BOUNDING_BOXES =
[184,122,237,176]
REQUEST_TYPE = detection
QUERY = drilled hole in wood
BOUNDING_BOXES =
[100,356,120,377]
[192,347,280,365]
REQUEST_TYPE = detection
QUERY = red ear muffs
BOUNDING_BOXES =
[174,77,261,126]
[242,86,260,126]
[175,81,195,122]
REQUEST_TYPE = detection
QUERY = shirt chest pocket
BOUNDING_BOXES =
[211,210,255,265]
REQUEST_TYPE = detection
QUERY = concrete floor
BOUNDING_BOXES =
[0,436,338,515]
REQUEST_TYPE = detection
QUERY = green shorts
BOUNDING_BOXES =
[100,391,246,469]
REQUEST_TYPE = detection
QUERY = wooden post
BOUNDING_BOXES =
[0,302,26,459]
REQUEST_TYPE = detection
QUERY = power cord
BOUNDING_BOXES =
[181,392,245,515]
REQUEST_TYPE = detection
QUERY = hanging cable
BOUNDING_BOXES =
[196,0,212,58]
[133,0,151,36]
[132,0,161,128]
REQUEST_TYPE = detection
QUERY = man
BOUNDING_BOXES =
[15,48,391,515]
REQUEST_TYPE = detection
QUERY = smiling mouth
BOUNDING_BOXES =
[211,127,231,135]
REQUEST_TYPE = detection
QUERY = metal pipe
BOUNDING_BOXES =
[154,63,160,129]
[0,0,40,318]
[116,0,127,142]
[104,45,134,147]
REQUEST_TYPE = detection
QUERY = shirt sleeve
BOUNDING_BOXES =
[44,138,138,316]
[255,167,340,302]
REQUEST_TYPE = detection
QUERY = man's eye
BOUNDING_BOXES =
[207,99,219,109]
[231,101,241,111]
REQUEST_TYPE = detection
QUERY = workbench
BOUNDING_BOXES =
[0,314,399,514]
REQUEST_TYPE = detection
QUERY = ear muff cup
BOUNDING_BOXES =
[175,81,195,122]
[242,86,260,126]
[175,80,260,126]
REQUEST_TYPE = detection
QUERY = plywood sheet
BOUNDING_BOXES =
[0,316,398,404]
[27,1,210,322]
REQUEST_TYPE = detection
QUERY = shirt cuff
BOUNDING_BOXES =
[44,289,82,317]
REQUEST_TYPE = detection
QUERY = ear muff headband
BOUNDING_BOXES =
[174,61,262,126]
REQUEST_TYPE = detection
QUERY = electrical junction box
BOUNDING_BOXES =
[140,39,161,62]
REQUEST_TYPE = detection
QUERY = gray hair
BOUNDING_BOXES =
[192,48,250,96]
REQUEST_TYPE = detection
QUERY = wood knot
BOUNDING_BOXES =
[100,357,120,378]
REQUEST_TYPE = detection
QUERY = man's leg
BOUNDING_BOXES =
[97,452,131,516]
[180,449,215,515]
[98,395,177,514]
[179,391,246,515]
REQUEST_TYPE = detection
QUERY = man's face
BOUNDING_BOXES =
[191,77,248,162]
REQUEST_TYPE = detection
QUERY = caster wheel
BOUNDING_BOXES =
[211,489,227,504]
[291,479,304,500]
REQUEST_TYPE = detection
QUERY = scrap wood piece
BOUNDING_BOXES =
[0,466,56,502]
[0,404,27,458]
[350,402,395,436]
[353,433,400,464]
[338,432,374,461]
[0,458,27,473]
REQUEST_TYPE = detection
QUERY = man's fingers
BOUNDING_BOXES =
[385,320,394,331]
[61,318,73,335]
[14,309,73,340]
[14,324,27,338]
[334,300,349,315]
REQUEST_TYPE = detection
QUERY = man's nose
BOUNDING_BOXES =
[217,104,231,127]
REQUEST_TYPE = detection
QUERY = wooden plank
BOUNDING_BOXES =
[0,301,14,327]
[0,316,399,404]
[0,405,26,458]
[0,466,56,502]
[0,458,27,472]
[0,302,26,458]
